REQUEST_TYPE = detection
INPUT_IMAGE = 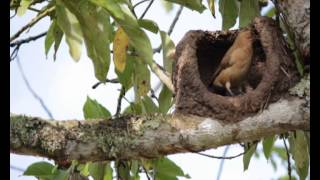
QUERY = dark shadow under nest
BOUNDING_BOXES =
[172,17,300,122]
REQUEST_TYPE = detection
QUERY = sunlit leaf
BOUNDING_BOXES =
[113,27,129,72]
[83,96,111,120]
[289,131,309,180]
[207,0,215,18]
[56,2,83,61]
[164,0,206,13]
[160,31,175,74]
[77,162,90,177]
[45,20,56,56]
[243,143,257,171]
[17,0,32,16]
[60,0,113,81]
[262,135,276,160]
[138,19,159,34]
[115,55,134,91]
[89,162,113,180]
[89,0,125,20]
[219,0,239,30]
[45,20,64,60]
[160,0,174,12]
[154,157,189,179]
[239,0,260,28]
[134,59,151,97]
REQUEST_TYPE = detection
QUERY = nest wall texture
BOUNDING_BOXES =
[173,17,300,122]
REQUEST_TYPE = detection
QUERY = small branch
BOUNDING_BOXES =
[142,165,151,180]
[10,165,25,172]
[10,6,55,42]
[149,62,175,93]
[216,146,230,180]
[139,0,154,19]
[10,32,47,47]
[92,79,120,89]
[283,137,292,180]
[194,149,244,160]
[133,0,151,9]
[153,5,183,53]
[115,86,126,117]
[16,57,54,119]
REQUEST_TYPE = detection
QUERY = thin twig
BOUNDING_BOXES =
[10,6,55,42]
[142,165,151,180]
[10,32,47,47]
[115,86,126,117]
[139,0,154,19]
[16,56,54,119]
[193,150,245,160]
[216,146,230,180]
[133,0,151,9]
[10,165,25,172]
[282,137,292,180]
[92,78,120,89]
[150,89,159,103]
[153,5,183,53]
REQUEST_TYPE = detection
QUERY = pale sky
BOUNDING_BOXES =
[10,1,291,180]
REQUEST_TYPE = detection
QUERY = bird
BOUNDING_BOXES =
[212,29,254,96]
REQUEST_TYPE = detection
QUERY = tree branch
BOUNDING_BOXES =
[10,98,309,163]
[10,6,55,42]
[10,32,47,47]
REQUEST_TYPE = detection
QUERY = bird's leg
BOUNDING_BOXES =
[225,81,234,96]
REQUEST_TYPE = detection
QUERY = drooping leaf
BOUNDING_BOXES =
[89,162,112,180]
[123,101,143,115]
[239,0,260,28]
[133,59,151,97]
[56,2,83,61]
[90,1,154,66]
[115,55,134,91]
[141,96,159,113]
[160,31,175,74]
[272,146,287,160]
[207,0,215,18]
[158,85,173,113]
[138,19,159,34]
[219,0,239,30]
[154,157,189,179]
[113,27,129,72]
[243,143,257,171]
[83,96,111,120]
[160,0,174,12]
[164,0,206,13]
[77,162,91,177]
[262,135,276,160]
[45,20,64,60]
[60,0,113,81]
[289,131,309,180]
[24,162,55,176]
[17,0,32,16]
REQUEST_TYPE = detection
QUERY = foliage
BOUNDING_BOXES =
[10,0,309,179]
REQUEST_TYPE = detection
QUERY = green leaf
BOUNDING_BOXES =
[60,0,113,81]
[133,59,151,97]
[160,31,175,74]
[115,55,134,91]
[164,0,206,13]
[264,7,275,17]
[56,2,83,61]
[141,96,159,113]
[24,162,55,176]
[89,162,112,180]
[289,131,309,180]
[17,0,32,16]
[52,170,69,180]
[91,2,154,66]
[123,102,143,115]
[239,0,260,28]
[243,143,257,171]
[262,135,276,160]
[89,0,125,20]
[83,96,111,120]
[45,20,64,60]
[138,19,159,34]
[154,157,188,179]
[160,0,174,12]
[207,0,215,18]
[272,146,287,160]
[158,85,173,113]
[219,0,239,30]
[113,27,129,72]
[77,162,90,177]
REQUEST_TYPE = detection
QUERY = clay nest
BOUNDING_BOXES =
[173,16,300,122]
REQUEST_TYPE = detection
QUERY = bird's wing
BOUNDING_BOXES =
[212,48,235,79]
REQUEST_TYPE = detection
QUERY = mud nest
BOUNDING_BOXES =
[173,17,300,122]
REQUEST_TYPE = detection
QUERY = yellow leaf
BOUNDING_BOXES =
[113,27,129,72]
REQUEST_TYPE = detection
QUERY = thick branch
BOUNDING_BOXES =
[10,97,309,163]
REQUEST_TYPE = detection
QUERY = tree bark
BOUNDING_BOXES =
[11,97,309,163]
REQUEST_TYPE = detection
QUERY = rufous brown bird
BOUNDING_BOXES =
[212,29,254,96]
